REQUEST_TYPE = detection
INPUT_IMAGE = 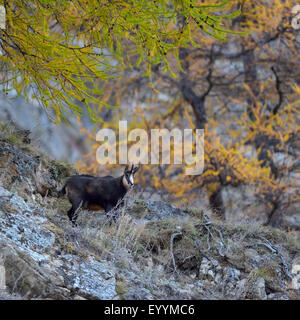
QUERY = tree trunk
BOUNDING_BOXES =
[242,48,260,122]
[178,46,207,129]
[209,186,225,219]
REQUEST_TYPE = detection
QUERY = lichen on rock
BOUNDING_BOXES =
[0,131,299,300]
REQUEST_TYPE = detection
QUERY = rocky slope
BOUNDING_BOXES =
[0,93,93,163]
[0,124,299,300]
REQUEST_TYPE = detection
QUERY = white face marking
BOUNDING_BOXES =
[129,174,134,185]
[122,173,134,190]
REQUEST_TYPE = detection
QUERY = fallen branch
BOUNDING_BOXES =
[246,235,292,280]
[170,232,182,274]
[201,214,226,257]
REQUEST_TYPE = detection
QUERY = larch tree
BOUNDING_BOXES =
[79,0,300,227]
[0,0,242,122]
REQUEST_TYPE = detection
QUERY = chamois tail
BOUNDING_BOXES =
[57,184,67,197]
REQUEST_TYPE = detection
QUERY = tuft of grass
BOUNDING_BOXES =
[255,266,277,281]
[182,207,204,219]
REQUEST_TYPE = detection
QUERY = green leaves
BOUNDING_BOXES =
[0,0,242,122]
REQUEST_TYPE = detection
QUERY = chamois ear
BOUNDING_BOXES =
[124,164,129,173]
[133,163,141,173]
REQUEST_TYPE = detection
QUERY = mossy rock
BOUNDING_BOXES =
[115,280,129,300]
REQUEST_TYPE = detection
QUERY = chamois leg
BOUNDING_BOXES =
[105,204,116,226]
[106,200,125,226]
[114,199,125,222]
[67,200,83,227]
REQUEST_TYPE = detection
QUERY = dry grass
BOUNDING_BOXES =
[39,191,300,300]
[45,193,300,276]
[43,193,147,264]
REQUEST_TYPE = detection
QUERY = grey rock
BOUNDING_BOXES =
[130,199,183,220]
[235,279,247,300]
[0,94,90,163]
[255,277,267,300]
[145,200,182,220]
[58,254,116,300]
[0,183,117,300]
[267,293,289,300]
[0,187,54,255]
[245,272,267,300]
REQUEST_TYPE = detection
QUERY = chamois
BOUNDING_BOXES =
[59,164,140,226]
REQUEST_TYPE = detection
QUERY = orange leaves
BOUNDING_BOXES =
[241,0,291,35]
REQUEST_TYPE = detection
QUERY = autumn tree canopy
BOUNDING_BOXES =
[0,1,298,229]
[0,0,242,122]
[78,0,300,227]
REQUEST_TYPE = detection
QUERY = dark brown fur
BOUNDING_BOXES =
[59,165,139,226]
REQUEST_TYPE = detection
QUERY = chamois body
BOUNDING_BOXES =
[60,165,139,226]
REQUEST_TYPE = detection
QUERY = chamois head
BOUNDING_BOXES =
[122,163,140,189]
